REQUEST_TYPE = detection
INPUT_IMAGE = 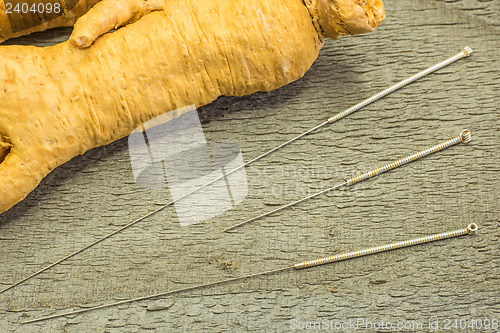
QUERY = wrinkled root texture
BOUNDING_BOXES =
[0,135,11,164]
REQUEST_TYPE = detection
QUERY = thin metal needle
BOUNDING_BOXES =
[21,267,295,324]
[22,223,478,324]
[326,47,473,124]
[0,205,168,295]
[223,130,472,232]
[0,47,473,296]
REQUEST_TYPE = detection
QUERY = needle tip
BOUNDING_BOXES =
[223,226,236,233]
[224,218,256,232]
[21,318,40,324]
[0,284,16,295]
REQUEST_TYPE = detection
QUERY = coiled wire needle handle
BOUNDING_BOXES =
[294,223,478,269]
[327,46,473,123]
[0,47,473,296]
[22,223,478,324]
[224,130,472,232]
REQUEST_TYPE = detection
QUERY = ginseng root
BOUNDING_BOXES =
[0,0,384,214]
[0,0,102,43]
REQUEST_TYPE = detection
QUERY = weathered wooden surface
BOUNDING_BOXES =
[0,0,498,331]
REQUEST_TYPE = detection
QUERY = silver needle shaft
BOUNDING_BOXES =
[327,47,473,123]
[0,47,473,295]
[22,223,478,324]
[224,130,472,232]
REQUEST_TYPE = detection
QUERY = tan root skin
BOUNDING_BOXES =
[0,0,102,43]
[0,0,384,214]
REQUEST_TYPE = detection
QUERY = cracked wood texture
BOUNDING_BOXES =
[0,0,498,331]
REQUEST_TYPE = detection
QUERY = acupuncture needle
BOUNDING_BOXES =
[0,47,473,295]
[224,130,472,232]
[22,223,478,324]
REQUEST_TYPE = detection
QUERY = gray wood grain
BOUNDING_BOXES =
[0,0,498,331]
